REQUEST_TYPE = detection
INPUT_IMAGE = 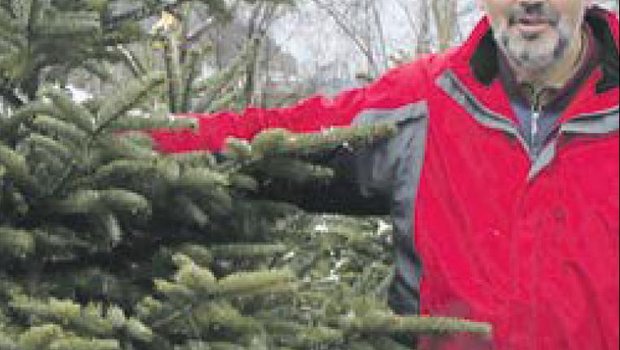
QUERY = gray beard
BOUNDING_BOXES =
[495,23,571,74]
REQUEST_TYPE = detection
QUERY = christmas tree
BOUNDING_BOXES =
[0,1,491,349]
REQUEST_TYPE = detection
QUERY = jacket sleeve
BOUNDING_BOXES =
[277,104,428,216]
[148,63,422,153]
[148,62,429,214]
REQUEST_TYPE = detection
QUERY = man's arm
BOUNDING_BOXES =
[148,63,424,154]
[149,92,363,153]
[148,62,429,214]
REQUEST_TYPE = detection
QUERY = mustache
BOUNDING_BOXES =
[507,2,561,26]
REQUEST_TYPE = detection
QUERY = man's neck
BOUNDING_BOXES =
[515,26,588,89]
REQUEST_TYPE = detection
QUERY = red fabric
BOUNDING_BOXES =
[149,11,619,350]
[414,13,618,350]
[148,66,426,152]
[414,74,619,350]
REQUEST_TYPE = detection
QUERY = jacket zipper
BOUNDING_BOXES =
[529,89,548,158]
[530,89,546,145]
[531,108,541,144]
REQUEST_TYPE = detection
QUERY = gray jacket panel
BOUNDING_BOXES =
[350,102,429,315]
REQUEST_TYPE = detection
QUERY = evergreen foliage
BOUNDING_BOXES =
[0,1,491,349]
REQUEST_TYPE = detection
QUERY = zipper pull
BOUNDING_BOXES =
[531,109,540,142]
[530,89,545,143]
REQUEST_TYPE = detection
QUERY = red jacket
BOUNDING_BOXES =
[150,8,619,350]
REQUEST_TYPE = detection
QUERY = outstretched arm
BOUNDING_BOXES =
[148,64,420,154]
[148,62,429,216]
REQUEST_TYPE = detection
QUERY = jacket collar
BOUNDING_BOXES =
[466,6,619,93]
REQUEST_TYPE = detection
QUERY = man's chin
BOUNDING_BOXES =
[500,32,561,70]
[507,47,557,72]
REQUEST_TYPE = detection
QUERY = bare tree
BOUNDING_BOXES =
[431,0,459,51]
[253,0,481,95]
[309,0,391,77]
[244,2,278,104]
[414,0,432,55]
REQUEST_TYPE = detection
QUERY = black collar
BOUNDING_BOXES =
[470,7,619,93]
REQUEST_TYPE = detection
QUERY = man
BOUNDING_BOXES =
[150,1,619,349]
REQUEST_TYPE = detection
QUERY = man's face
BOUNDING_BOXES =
[481,0,589,73]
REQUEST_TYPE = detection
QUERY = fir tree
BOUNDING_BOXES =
[0,1,491,349]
